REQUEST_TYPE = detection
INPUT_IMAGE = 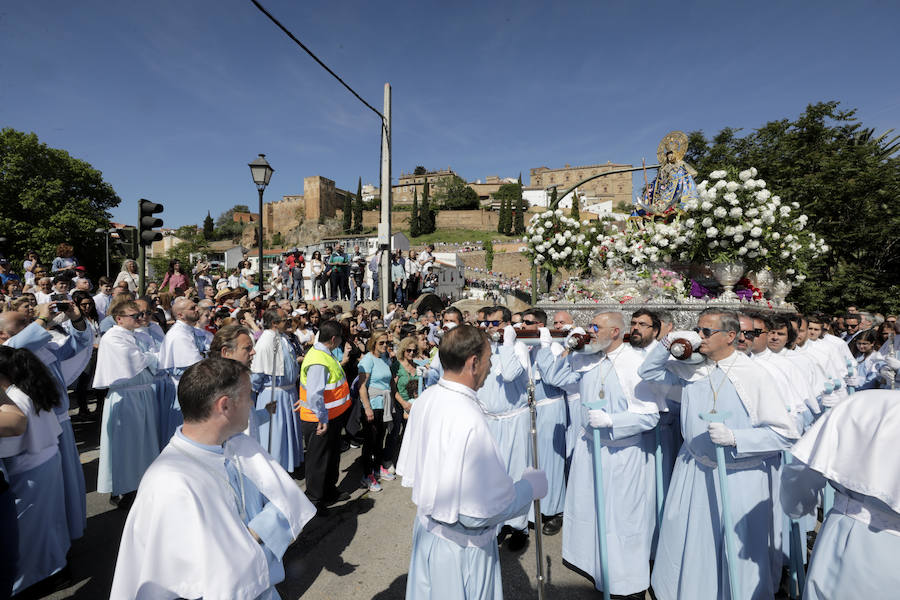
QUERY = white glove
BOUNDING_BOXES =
[503,325,516,347]
[885,356,900,371]
[821,391,841,408]
[539,327,553,348]
[844,374,864,388]
[707,422,736,446]
[520,466,548,500]
[415,365,428,378]
[565,326,586,349]
[588,409,613,429]
[662,330,702,351]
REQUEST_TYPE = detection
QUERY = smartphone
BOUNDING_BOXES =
[50,293,69,302]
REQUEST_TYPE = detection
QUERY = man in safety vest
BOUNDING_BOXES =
[295,319,352,508]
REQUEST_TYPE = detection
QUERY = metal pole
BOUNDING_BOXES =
[379,83,391,314]
[258,187,265,295]
[701,411,740,600]
[527,377,545,600]
[104,231,110,279]
[584,398,611,600]
[137,201,146,295]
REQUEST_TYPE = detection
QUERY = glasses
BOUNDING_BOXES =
[631,321,654,329]
[522,319,540,326]
[588,324,601,332]
[79,301,93,307]
[121,311,146,320]
[405,348,415,354]
[694,326,725,338]
[376,341,387,346]
[479,320,501,327]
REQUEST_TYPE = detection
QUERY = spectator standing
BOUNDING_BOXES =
[50,243,78,273]
[113,259,139,293]
[160,260,188,294]
[22,251,41,287]
[310,251,326,300]
[358,331,396,491]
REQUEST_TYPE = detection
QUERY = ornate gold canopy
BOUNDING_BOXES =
[656,131,689,164]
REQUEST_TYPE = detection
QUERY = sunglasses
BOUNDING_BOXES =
[404,348,415,353]
[479,320,501,327]
[694,327,725,338]
[739,328,766,339]
[522,319,540,326]
[588,324,601,333]
[121,311,147,320]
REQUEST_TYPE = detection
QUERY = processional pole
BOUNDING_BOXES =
[700,410,740,600]
[584,396,612,600]
[527,373,546,600]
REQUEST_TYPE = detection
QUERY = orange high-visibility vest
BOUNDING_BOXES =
[296,347,351,422]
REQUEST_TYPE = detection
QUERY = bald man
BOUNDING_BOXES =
[157,297,206,446]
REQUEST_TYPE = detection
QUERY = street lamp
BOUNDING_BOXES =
[248,153,275,292]
[95,226,116,278]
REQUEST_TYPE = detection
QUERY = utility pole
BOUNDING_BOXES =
[379,83,392,315]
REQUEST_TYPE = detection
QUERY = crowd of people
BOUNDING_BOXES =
[1,241,899,598]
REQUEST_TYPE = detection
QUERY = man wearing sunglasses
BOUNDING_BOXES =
[475,305,532,552]
[508,308,569,537]
[639,309,799,600]
[541,311,666,598]
[93,299,161,509]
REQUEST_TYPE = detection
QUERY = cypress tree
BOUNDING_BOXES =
[421,180,434,233]
[497,196,506,234]
[514,174,525,235]
[342,189,352,232]
[549,187,558,209]
[410,189,421,237]
[570,191,580,221]
[352,176,363,233]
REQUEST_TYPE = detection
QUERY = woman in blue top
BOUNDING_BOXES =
[358,331,395,491]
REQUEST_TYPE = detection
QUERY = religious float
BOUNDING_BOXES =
[530,131,828,326]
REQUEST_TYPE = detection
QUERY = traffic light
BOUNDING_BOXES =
[113,227,138,259]
[138,199,164,246]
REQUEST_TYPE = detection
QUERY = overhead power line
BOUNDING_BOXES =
[249,0,385,122]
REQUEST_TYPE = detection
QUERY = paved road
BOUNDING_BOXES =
[41,404,602,600]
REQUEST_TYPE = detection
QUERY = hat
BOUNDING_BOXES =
[74,266,86,272]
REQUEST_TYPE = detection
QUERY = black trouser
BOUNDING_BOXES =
[360,408,387,475]
[329,270,341,300]
[301,408,350,503]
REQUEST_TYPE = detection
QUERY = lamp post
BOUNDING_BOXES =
[95,227,116,278]
[248,154,275,293]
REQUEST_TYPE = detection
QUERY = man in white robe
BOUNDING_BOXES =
[157,297,205,446]
[92,300,160,503]
[396,325,547,600]
[639,309,799,600]
[251,309,302,473]
[781,389,900,598]
[1,304,92,541]
[477,307,531,551]
[541,311,664,597]
[110,357,316,600]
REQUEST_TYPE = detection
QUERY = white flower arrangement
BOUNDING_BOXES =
[524,209,583,271]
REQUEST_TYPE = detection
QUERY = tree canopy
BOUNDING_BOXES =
[686,101,900,313]
[433,174,479,210]
[209,204,251,241]
[0,128,120,274]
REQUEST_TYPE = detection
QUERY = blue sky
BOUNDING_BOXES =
[3,1,898,228]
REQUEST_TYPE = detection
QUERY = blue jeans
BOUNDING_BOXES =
[291,278,304,301]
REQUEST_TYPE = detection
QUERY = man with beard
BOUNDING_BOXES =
[542,311,664,598]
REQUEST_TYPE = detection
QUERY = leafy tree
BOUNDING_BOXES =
[409,189,421,237]
[342,190,352,233]
[687,101,900,313]
[514,174,525,234]
[496,196,506,234]
[212,204,251,241]
[433,174,480,210]
[352,177,363,233]
[413,166,427,176]
[484,238,494,271]
[569,192,580,221]
[494,183,520,235]
[203,211,214,238]
[0,128,120,274]
[271,232,283,247]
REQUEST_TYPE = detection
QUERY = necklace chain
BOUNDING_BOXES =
[707,354,736,413]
